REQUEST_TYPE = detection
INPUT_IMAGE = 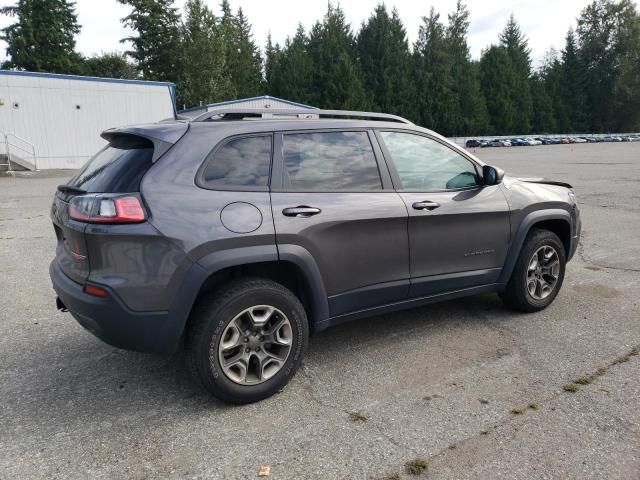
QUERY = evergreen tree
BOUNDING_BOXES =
[118,0,182,83]
[559,28,588,131]
[179,0,234,108]
[446,1,488,134]
[499,14,533,133]
[479,45,516,134]
[413,7,454,132]
[268,24,314,104]
[263,33,281,92]
[540,48,571,132]
[82,52,139,79]
[1,0,82,73]
[612,5,640,131]
[577,0,640,131]
[529,72,556,133]
[220,1,262,98]
[307,3,368,109]
[356,5,415,119]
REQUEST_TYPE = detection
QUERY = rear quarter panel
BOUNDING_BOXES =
[140,124,277,296]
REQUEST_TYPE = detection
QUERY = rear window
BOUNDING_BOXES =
[66,135,154,193]
[200,135,272,189]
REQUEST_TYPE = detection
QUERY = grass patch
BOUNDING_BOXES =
[347,411,368,422]
[405,458,429,475]
[594,367,608,377]
[528,402,539,410]
[375,473,401,480]
[510,407,525,414]
[613,354,632,365]
[562,384,578,392]
[574,376,592,385]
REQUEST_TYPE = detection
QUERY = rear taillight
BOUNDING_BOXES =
[69,194,146,224]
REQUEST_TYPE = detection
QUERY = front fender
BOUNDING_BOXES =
[498,209,572,285]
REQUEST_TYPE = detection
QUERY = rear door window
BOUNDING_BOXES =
[282,131,381,191]
[200,135,272,189]
[66,135,154,193]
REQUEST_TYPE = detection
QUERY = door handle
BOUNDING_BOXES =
[412,201,440,211]
[282,206,321,217]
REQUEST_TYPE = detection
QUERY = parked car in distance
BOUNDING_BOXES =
[50,108,582,403]
[524,138,542,146]
[465,139,483,148]
[510,138,527,146]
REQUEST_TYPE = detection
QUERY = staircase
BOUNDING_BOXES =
[0,133,37,171]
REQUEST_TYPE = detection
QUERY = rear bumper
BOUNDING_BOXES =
[50,260,182,354]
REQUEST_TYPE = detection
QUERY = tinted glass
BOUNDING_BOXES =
[201,135,272,188]
[66,135,153,193]
[283,131,381,190]
[380,131,480,190]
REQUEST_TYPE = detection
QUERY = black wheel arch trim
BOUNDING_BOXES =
[498,209,572,285]
[169,244,330,344]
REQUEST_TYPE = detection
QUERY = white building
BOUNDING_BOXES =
[0,70,176,170]
[179,95,317,119]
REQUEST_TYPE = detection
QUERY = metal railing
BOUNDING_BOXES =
[0,132,37,171]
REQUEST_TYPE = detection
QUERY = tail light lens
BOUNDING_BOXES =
[69,194,147,224]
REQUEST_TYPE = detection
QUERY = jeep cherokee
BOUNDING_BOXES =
[50,109,581,403]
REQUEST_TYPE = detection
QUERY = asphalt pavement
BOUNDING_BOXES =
[1,142,639,479]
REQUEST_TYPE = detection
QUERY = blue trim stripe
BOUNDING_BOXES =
[0,69,175,87]
[178,95,318,113]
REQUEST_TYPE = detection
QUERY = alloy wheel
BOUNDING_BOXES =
[216,305,293,385]
[526,245,560,300]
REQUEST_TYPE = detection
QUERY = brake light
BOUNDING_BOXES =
[69,194,146,224]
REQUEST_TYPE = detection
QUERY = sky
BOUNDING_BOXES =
[0,0,626,68]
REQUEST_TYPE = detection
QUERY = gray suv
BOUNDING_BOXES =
[50,109,581,403]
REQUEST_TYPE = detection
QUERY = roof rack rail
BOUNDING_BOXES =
[191,108,413,125]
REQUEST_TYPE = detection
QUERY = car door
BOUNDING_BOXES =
[270,129,410,317]
[375,130,511,298]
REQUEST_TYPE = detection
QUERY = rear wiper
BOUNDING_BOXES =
[57,185,87,194]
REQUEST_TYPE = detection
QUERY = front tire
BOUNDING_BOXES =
[186,278,308,404]
[500,229,566,312]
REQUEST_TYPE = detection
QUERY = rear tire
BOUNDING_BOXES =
[186,278,308,404]
[500,229,566,312]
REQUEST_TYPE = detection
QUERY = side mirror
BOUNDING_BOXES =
[482,165,504,185]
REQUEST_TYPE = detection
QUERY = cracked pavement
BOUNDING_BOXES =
[1,142,639,479]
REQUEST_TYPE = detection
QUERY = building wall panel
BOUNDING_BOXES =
[0,72,175,169]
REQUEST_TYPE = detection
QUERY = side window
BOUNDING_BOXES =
[380,131,480,191]
[200,135,272,189]
[282,131,382,191]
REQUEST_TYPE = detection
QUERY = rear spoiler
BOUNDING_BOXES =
[101,122,189,162]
